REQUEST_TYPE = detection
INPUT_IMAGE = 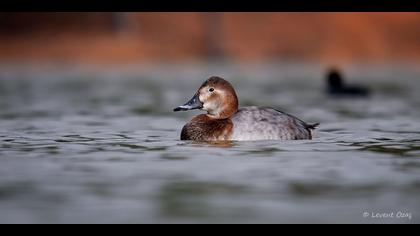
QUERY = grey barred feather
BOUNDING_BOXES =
[231,106,317,141]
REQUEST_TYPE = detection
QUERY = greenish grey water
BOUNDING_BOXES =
[0,63,419,223]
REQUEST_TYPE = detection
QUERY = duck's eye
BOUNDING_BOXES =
[209,88,215,92]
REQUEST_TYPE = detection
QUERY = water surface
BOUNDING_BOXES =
[0,63,419,223]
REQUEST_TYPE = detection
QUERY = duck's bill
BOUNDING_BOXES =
[173,94,203,112]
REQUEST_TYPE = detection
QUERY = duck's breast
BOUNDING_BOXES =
[230,106,312,141]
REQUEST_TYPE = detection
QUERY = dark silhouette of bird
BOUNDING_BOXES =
[326,68,370,97]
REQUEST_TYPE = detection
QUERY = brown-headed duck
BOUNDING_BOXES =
[174,76,319,141]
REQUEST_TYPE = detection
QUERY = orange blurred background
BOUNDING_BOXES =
[0,12,419,63]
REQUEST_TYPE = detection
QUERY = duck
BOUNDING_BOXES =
[173,76,319,141]
[326,68,370,97]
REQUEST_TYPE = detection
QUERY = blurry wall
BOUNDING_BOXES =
[0,12,419,63]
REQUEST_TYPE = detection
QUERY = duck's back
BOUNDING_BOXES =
[231,106,317,141]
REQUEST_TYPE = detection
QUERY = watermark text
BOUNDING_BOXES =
[363,211,412,221]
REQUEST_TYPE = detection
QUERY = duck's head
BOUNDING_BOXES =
[327,69,344,89]
[174,76,239,119]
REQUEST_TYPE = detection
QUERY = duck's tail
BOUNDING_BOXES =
[306,123,320,130]
[305,123,319,140]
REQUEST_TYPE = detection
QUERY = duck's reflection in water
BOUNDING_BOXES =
[190,140,236,148]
